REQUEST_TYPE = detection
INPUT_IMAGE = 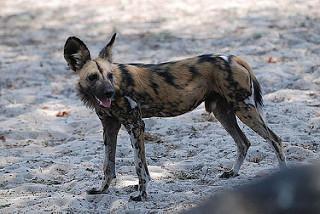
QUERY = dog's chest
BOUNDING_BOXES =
[96,96,139,121]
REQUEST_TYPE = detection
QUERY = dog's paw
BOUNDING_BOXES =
[129,195,143,202]
[129,191,147,202]
[87,188,103,194]
[133,184,139,191]
[219,170,239,179]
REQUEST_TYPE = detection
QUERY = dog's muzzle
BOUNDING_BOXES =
[95,90,114,108]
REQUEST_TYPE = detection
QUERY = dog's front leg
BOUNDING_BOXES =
[87,114,121,194]
[123,109,151,201]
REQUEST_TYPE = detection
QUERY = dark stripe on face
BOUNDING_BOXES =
[94,60,104,74]
[118,64,135,88]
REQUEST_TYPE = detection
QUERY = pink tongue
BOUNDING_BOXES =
[100,98,112,108]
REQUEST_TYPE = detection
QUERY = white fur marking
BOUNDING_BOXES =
[243,83,255,106]
[244,83,266,123]
[219,55,229,62]
[71,52,83,68]
[71,52,82,61]
[125,96,138,109]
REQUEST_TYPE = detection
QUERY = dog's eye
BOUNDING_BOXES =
[107,73,113,80]
[88,74,98,82]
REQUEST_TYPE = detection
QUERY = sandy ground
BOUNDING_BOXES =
[0,0,320,213]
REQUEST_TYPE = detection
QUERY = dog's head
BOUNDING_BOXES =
[64,33,117,109]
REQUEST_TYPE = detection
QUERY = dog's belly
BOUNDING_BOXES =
[131,85,207,118]
[139,98,204,118]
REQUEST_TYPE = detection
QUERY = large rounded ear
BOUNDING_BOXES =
[64,37,91,72]
[99,33,116,62]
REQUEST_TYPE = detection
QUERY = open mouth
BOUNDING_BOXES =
[95,96,112,108]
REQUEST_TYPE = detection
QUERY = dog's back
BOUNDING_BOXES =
[111,54,255,118]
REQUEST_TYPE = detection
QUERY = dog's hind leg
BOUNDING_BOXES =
[235,105,286,169]
[87,114,121,194]
[206,96,251,178]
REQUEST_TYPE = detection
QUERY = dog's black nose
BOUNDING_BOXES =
[104,89,114,98]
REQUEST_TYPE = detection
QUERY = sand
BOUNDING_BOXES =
[0,0,319,213]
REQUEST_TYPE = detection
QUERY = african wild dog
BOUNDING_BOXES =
[64,33,286,201]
